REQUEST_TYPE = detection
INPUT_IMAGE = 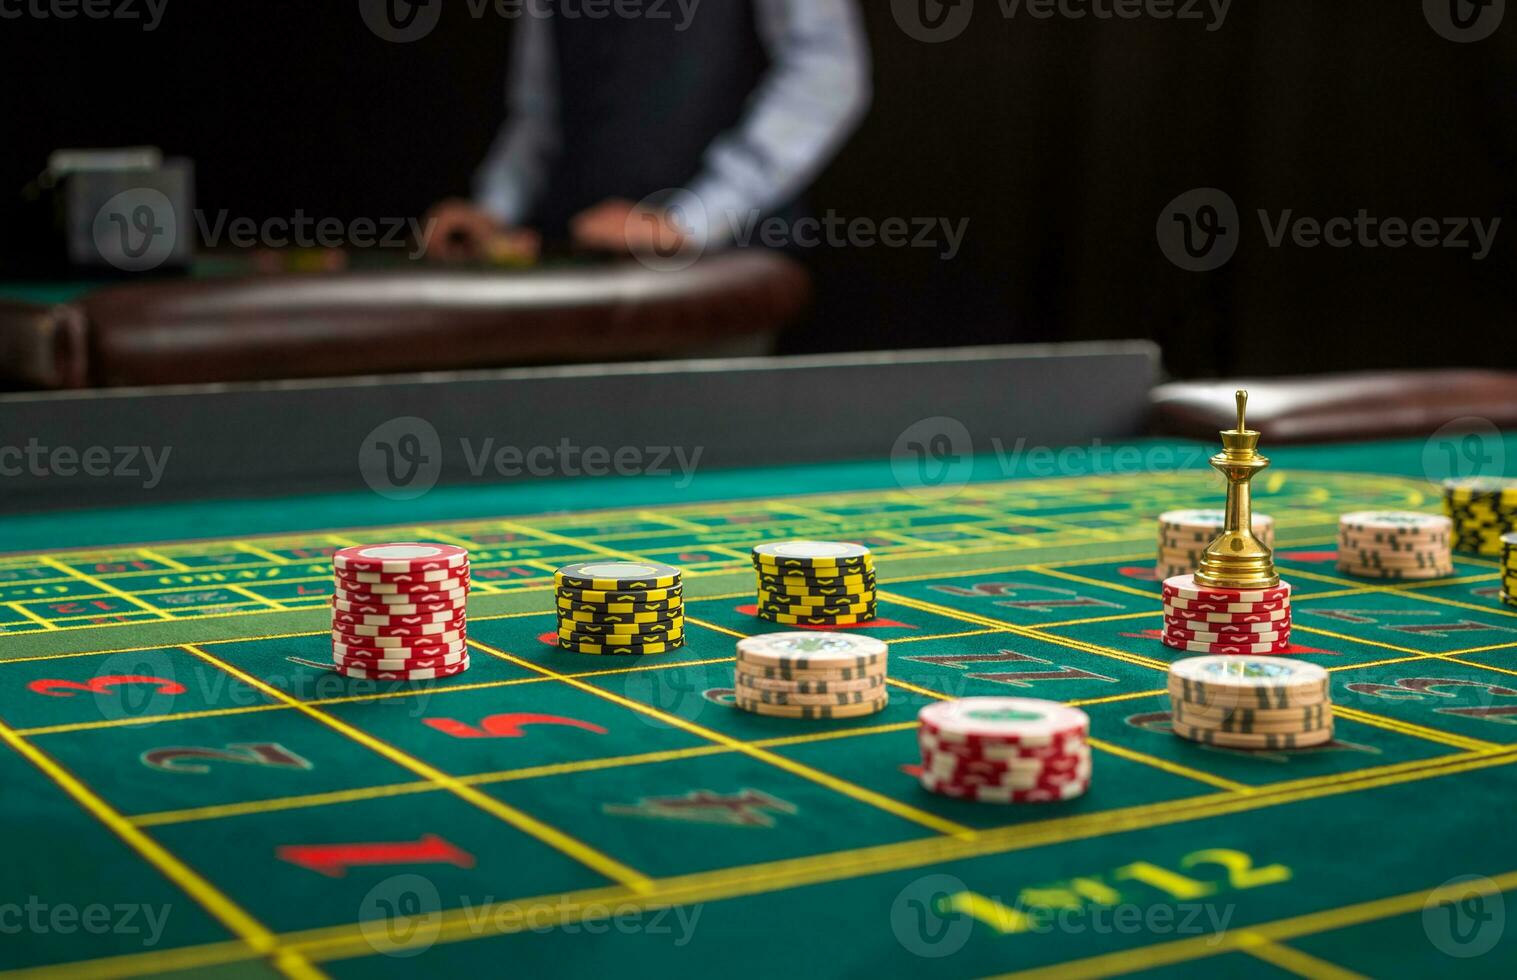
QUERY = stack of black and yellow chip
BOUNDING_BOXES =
[1444,478,1517,555]
[1500,533,1517,608]
[752,541,877,625]
[554,561,684,654]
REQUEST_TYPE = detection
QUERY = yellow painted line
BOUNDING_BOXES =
[7,602,59,631]
[1066,688,1166,707]
[36,556,172,621]
[136,548,191,573]
[989,868,1517,980]
[1032,565,1163,601]
[1237,934,1370,980]
[468,639,977,840]
[1331,705,1500,753]
[1084,737,1251,793]
[0,719,320,979]
[181,644,653,893]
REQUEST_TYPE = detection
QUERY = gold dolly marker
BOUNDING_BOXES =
[1194,390,1280,590]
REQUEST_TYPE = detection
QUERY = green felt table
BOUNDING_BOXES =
[3,438,1516,978]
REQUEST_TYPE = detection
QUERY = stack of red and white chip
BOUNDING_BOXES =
[331,543,471,680]
[916,697,1091,804]
[1161,574,1291,655]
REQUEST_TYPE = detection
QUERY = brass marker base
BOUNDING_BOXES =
[1193,390,1280,590]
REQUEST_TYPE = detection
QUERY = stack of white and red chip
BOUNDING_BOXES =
[330,544,470,680]
[916,698,1091,804]
[1156,509,1275,581]
[1161,574,1291,655]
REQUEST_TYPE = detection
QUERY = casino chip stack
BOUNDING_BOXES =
[1156,509,1275,582]
[1168,655,1332,749]
[1336,511,1453,580]
[751,541,876,625]
[555,561,684,655]
[331,544,471,680]
[1500,533,1517,608]
[732,632,888,718]
[1443,478,1517,555]
[1161,574,1291,655]
[916,698,1091,804]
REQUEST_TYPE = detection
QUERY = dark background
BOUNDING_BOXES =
[3,0,1514,378]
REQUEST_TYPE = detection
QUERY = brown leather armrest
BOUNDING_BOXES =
[81,250,811,387]
[0,301,90,390]
[1151,370,1517,443]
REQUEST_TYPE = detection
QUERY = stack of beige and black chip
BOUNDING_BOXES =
[1156,509,1275,581]
[1169,655,1332,750]
[752,541,877,625]
[555,561,684,655]
[1336,511,1453,580]
[733,632,888,719]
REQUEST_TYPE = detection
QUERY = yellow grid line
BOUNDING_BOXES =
[467,639,977,839]
[990,867,1517,980]
[21,743,1513,978]
[0,717,321,979]
[180,644,652,892]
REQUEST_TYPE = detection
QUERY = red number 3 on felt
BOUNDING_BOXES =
[28,675,187,698]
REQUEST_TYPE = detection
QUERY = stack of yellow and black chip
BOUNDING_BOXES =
[733,631,889,719]
[554,561,684,654]
[1500,533,1517,608]
[1444,478,1517,555]
[752,541,877,625]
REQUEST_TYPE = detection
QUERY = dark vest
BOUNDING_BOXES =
[535,0,769,238]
